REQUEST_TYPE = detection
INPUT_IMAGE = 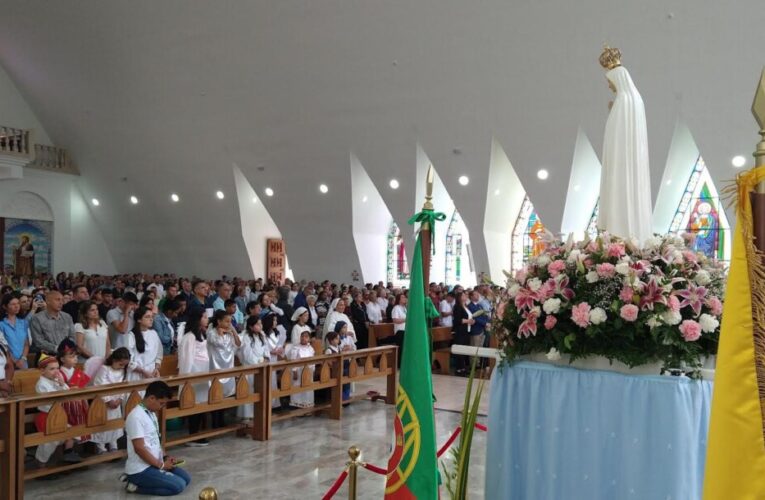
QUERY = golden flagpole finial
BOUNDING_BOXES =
[753,67,765,168]
[423,164,435,210]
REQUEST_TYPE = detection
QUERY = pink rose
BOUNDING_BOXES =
[706,296,723,316]
[620,304,639,322]
[584,258,594,268]
[544,315,557,330]
[679,320,702,342]
[606,243,626,258]
[586,241,599,253]
[547,260,567,277]
[619,286,634,303]
[596,263,616,278]
[571,302,591,328]
[668,295,680,313]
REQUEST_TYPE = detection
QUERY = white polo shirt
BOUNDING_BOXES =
[125,405,162,475]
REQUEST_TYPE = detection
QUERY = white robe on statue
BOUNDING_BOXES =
[598,65,653,244]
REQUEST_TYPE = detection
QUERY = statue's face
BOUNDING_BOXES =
[21,236,29,244]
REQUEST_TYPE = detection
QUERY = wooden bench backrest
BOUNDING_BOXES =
[13,369,41,396]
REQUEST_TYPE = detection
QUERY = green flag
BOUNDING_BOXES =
[385,230,439,499]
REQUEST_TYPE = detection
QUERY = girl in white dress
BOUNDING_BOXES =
[125,307,162,382]
[263,313,286,409]
[178,308,210,446]
[207,310,241,428]
[75,300,110,363]
[237,315,268,421]
[332,321,356,400]
[91,347,130,453]
[288,329,315,408]
[290,307,312,346]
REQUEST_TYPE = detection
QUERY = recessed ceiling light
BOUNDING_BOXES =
[362,196,368,203]
[216,190,225,199]
[494,189,500,196]
[537,169,549,180]
[389,179,399,189]
[573,184,580,192]
[666,180,672,186]
[252,197,258,204]
[264,187,274,197]
[732,155,747,168]
[91,198,100,206]
[130,195,138,204]
[458,175,469,186]
[319,184,329,194]
[171,193,180,202]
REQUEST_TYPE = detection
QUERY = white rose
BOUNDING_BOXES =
[567,249,581,263]
[661,310,682,326]
[615,262,630,275]
[672,250,683,263]
[527,278,542,292]
[672,236,685,247]
[585,271,599,283]
[537,254,551,266]
[508,283,521,298]
[589,307,607,325]
[663,284,674,293]
[543,298,561,315]
[644,236,662,250]
[699,313,719,333]
[695,270,711,286]
[545,347,562,361]
[646,316,662,329]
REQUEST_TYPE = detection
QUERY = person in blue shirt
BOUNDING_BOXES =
[466,290,489,348]
[0,294,30,369]
[153,299,181,355]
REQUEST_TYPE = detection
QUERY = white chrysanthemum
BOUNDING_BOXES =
[695,270,711,286]
[527,278,542,292]
[546,347,562,361]
[589,307,607,325]
[646,316,662,329]
[699,313,719,333]
[661,310,682,326]
[567,249,581,263]
[585,271,599,283]
[615,262,630,275]
[508,283,521,298]
[543,298,561,315]
[537,254,551,266]
[644,236,662,250]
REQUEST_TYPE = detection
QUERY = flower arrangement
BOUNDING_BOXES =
[495,232,726,377]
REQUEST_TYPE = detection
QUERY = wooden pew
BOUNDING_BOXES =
[430,326,453,375]
[370,323,394,346]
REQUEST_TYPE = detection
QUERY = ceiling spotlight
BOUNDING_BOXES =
[265,187,274,197]
[573,184,580,192]
[666,180,672,186]
[130,195,139,205]
[91,198,100,206]
[362,196,368,203]
[252,197,258,204]
[171,193,180,202]
[458,175,469,186]
[732,155,747,168]
[319,184,329,194]
[494,189,500,196]
[389,179,399,189]
[537,169,549,180]
[216,190,225,199]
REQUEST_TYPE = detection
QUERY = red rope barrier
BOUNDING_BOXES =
[474,422,488,432]
[436,426,462,458]
[362,462,390,475]
[321,468,349,500]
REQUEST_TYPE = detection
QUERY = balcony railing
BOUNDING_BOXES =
[0,126,31,157]
[29,144,79,174]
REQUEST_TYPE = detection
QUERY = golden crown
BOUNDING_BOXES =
[599,45,622,70]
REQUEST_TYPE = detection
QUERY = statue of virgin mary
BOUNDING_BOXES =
[597,47,653,243]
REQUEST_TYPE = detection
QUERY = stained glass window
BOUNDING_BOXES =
[669,156,730,261]
[386,220,409,284]
[445,210,464,286]
[586,201,599,240]
[511,196,546,271]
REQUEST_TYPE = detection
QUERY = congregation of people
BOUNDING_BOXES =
[0,271,496,495]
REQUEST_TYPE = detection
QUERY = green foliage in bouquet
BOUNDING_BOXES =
[494,233,726,377]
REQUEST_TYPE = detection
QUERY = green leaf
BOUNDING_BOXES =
[564,333,576,350]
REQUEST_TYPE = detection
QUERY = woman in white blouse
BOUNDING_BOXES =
[125,306,163,382]
[322,298,355,342]
[391,293,407,363]
[365,291,383,324]
[75,300,110,362]
[178,309,211,446]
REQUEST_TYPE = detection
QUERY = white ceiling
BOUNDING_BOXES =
[0,1,762,280]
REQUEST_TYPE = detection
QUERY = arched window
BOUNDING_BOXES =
[669,156,730,261]
[511,196,546,271]
[586,201,599,240]
[386,220,409,284]
[445,210,465,286]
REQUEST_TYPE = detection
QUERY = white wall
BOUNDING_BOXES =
[561,130,602,239]
[0,63,52,146]
[351,153,392,284]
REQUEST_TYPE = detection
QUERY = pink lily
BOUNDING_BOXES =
[553,276,575,301]
[675,283,708,316]
[639,278,667,311]
[517,309,540,338]
[514,287,537,311]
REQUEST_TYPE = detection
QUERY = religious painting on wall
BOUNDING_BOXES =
[386,221,409,285]
[0,218,53,276]
[511,196,546,271]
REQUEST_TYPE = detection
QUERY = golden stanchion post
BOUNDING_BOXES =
[347,445,361,500]
[199,486,218,499]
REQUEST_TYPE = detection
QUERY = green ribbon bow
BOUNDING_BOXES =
[407,209,446,254]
